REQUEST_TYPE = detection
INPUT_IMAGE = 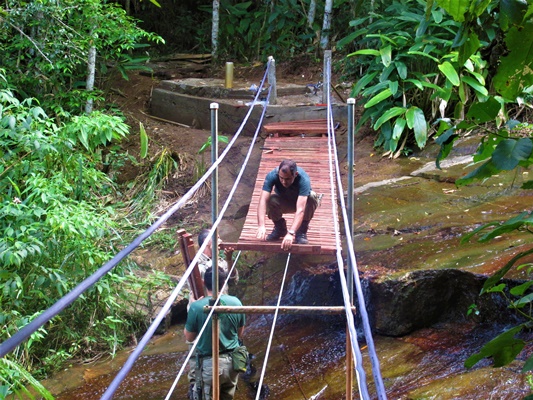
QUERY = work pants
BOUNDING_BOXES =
[267,190,319,222]
[200,353,238,400]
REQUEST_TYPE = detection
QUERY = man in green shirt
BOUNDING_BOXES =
[184,267,246,399]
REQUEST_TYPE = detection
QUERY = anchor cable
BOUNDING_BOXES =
[0,60,273,360]
[324,57,387,399]
[254,253,292,400]
[100,62,274,399]
[163,253,241,400]
[322,61,370,400]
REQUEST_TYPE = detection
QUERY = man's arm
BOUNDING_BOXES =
[281,195,307,250]
[237,326,245,341]
[184,327,197,342]
[256,190,270,240]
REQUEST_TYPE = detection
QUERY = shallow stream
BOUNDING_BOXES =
[42,136,533,399]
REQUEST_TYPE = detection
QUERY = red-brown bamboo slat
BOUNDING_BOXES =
[262,119,329,136]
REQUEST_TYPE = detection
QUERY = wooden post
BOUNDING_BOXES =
[177,229,204,300]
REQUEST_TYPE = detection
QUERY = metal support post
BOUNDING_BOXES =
[323,50,332,104]
[267,56,277,105]
[210,102,220,400]
[346,97,356,400]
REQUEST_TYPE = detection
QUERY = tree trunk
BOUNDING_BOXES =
[308,0,316,27]
[212,0,220,60]
[320,0,333,50]
[85,45,96,115]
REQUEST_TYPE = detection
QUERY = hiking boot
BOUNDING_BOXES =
[295,220,309,244]
[266,218,287,241]
[295,232,308,244]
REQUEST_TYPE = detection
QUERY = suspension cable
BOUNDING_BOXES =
[322,61,369,400]
[100,62,275,399]
[254,253,292,400]
[0,60,273,360]
[324,58,387,399]
[162,77,275,400]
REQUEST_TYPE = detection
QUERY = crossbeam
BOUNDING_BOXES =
[205,305,356,315]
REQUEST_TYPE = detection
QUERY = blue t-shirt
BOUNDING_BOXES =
[185,295,245,356]
[262,166,312,203]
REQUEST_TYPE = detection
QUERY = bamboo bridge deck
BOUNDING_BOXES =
[223,123,340,255]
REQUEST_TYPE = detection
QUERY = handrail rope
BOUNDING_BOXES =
[323,61,370,400]
[0,59,273,360]
[254,253,292,400]
[328,92,388,400]
[0,59,274,360]
[101,67,274,399]
[325,59,387,399]
[163,253,241,400]
[162,82,275,400]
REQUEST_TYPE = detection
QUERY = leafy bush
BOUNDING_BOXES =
[0,0,163,113]
[0,69,173,381]
[338,0,496,157]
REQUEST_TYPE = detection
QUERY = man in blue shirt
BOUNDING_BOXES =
[256,159,320,250]
[184,267,245,399]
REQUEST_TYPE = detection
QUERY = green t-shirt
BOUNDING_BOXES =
[185,294,245,356]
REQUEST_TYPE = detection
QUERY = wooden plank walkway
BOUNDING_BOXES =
[223,135,339,255]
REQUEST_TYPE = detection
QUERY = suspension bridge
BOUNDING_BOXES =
[0,53,387,399]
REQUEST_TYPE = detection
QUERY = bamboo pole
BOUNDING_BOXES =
[204,305,356,314]
[210,102,220,400]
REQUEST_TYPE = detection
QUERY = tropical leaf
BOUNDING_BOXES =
[466,97,501,122]
[380,45,392,67]
[435,128,458,168]
[364,88,393,108]
[405,106,427,148]
[491,138,533,170]
[139,122,148,159]
[455,159,500,186]
[462,75,488,96]
[464,325,525,368]
[493,22,533,100]
[438,61,460,86]
[392,118,407,141]
[348,49,381,57]
[373,107,407,130]
[436,0,471,22]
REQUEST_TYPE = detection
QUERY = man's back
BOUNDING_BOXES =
[185,294,245,356]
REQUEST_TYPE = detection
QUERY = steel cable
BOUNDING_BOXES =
[163,253,241,400]
[322,60,370,400]
[101,62,275,400]
[254,253,292,400]
[324,58,387,399]
[0,59,273,361]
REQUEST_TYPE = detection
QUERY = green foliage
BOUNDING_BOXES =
[194,0,353,61]
[126,148,179,220]
[0,357,54,399]
[0,0,164,113]
[340,0,469,156]
[465,324,527,369]
[0,69,171,384]
[339,0,533,159]
[140,122,149,159]
[64,112,129,153]
[462,215,533,371]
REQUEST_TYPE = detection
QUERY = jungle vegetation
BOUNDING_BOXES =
[1,0,533,397]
